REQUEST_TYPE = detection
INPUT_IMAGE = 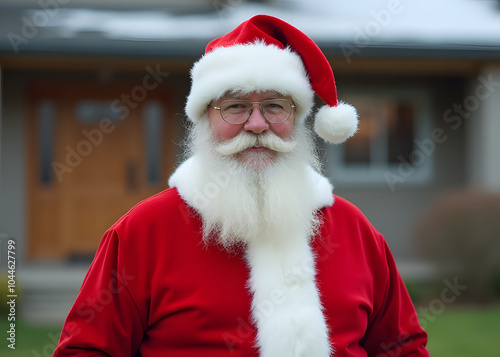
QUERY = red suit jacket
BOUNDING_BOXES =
[54,188,428,356]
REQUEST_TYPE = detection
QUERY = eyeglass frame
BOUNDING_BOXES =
[208,98,296,124]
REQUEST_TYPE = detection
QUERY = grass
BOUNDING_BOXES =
[425,305,500,357]
[0,319,62,357]
[1,305,499,356]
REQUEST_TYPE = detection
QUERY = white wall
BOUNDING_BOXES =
[467,66,500,190]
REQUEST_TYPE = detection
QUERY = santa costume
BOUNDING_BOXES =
[54,15,429,357]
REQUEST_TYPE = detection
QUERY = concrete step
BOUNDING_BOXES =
[18,264,89,325]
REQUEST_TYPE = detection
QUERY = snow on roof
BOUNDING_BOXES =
[2,0,500,56]
[28,0,500,45]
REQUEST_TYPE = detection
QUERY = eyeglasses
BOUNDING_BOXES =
[208,99,296,124]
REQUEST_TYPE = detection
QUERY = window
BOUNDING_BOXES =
[144,101,163,185]
[324,87,432,189]
[38,100,55,186]
[76,100,122,124]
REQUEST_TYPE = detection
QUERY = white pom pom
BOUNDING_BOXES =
[314,102,358,144]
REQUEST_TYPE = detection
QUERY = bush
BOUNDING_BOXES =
[492,271,500,299]
[404,279,431,304]
[415,188,500,303]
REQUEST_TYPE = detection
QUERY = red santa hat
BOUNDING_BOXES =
[185,14,358,144]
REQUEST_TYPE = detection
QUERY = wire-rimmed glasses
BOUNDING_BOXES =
[209,99,296,124]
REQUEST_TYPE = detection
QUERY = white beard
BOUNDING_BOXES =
[185,118,322,251]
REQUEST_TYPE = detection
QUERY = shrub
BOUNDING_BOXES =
[414,188,500,303]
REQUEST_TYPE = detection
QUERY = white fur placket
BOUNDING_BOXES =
[245,225,332,357]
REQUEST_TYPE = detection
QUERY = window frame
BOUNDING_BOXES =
[323,86,433,188]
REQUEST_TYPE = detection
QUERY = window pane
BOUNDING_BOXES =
[38,100,55,185]
[344,116,371,164]
[388,102,415,164]
[144,101,163,185]
[343,97,384,165]
[76,100,121,124]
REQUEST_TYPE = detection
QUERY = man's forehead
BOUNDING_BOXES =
[220,90,291,100]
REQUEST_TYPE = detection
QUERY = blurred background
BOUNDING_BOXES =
[0,0,499,355]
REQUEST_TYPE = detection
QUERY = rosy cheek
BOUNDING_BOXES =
[270,122,294,139]
[213,122,243,141]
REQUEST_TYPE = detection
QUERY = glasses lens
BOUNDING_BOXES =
[220,100,251,124]
[219,99,294,124]
[261,99,292,123]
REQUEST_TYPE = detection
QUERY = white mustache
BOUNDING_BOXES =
[215,132,297,156]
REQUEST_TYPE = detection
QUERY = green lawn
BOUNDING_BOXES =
[425,305,500,357]
[0,319,62,357]
[1,305,499,356]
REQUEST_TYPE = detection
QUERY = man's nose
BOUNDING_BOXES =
[243,104,269,134]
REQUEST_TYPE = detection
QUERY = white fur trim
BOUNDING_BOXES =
[185,42,314,123]
[168,156,333,212]
[306,165,334,209]
[314,102,358,144]
[168,156,208,210]
[246,226,332,356]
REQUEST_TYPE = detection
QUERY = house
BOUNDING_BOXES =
[1,0,499,324]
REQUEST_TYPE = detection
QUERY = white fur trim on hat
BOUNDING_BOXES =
[185,42,314,123]
[314,102,358,144]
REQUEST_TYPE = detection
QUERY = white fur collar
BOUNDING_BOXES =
[168,156,334,356]
[168,155,334,213]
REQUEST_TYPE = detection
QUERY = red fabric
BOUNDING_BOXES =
[206,15,338,108]
[54,188,428,357]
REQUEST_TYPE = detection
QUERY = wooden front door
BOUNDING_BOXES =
[27,81,177,261]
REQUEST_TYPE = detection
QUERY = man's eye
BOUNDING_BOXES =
[223,102,250,112]
[264,102,286,111]
[267,103,283,109]
[229,103,246,109]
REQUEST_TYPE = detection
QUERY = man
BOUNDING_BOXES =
[54,15,429,357]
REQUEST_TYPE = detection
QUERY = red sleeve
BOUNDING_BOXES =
[363,240,429,357]
[316,196,429,356]
[53,228,145,356]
